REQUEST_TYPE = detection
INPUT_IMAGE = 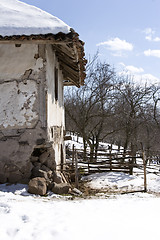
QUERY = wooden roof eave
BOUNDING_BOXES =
[52,43,81,87]
[60,65,80,87]
[0,31,87,86]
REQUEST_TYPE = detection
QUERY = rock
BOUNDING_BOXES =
[39,151,49,164]
[41,165,50,172]
[46,180,54,190]
[46,157,56,171]
[20,161,33,180]
[53,172,62,184]
[40,165,53,179]
[38,170,48,179]
[4,163,23,183]
[8,171,23,183]
[33,162,41,168]
[5,163,19,173]
[52,182,70,195]
[47,170,53,179]
[28,177,47,196]
[0,162,6,183]
[31,167,48,180]
[39,148,56,170]
[31,166,40,177]
[30,156,39,163]
[0,173,7,183]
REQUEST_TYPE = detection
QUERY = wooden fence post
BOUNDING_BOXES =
[88,161,90,174]
[109,149,112,171]
[87,150,90,174]
[129,159,133,175]
[75,150,79,189]
[72,144,75,170]
[141,143,147,192]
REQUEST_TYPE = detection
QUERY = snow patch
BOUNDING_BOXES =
[0,184,160,240]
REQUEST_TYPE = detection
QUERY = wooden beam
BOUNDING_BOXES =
[56,52,78,71]
[0,39,71,45]
[60,66,79,87]
[60,62,79,79]
[52,44,75,60]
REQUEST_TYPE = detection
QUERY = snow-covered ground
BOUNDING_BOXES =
[83,171,160,193]
[1,136,160,239]
[0,170,160,240]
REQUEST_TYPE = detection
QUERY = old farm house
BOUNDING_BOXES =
[0,0,86,184]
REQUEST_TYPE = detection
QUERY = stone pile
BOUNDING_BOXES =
[28,147,70,196]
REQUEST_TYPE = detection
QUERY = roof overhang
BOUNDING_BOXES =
[0,29,86,87]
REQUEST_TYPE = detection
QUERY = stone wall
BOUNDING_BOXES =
[0,43,66,184]
[0,44,46,183]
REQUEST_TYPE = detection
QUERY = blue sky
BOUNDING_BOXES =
[20,0,160,84]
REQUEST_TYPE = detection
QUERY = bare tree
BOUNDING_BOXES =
[65,60,160,163]
[113,76,153,158]
[153,85,160,128]
[65,60,116,161]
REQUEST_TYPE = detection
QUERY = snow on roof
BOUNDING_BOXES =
[0,0,71,37]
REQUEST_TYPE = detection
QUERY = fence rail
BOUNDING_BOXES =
[64,145,148,192]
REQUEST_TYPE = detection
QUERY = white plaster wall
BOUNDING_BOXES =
[0,80,38,129]
[46,44,65,165]
[46,45,65,131]
[0,44,39,80]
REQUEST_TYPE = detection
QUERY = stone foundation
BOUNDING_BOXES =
[0,123,48,183]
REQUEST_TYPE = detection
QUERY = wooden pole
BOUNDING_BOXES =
[75,150,79,189]
[87,150,90,174]
[129,159,133,175]
[109,149,112,171]
[141,143,147,192]
[88,161,90,174]
[72,144,75,170]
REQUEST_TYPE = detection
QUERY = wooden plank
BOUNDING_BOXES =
[75,150,79,189]
[77,160,137,166]
[0,39,70,45]
[64,136,72,141]
[53,44,75,60]
[82,169,130,175]
[72,144,75,169]
[142,147,147,192]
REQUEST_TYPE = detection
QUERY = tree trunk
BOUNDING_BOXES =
[94,135,99,162]
[83,138,87,161]
[88,136,95,162]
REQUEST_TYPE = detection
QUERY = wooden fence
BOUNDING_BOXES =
[64,145,148,191]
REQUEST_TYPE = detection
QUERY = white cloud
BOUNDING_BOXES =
[118,62,160,86]
[144,28,154,35]
[118,71,159,86]
[145,35,152,41]
[143,28,155,41]
[135,74,160,86]
[97,37,133,52]
[142,73,159,82]
[143,28,160,42]
[125,65,144,74]
[119,63,144,74]
[111,52,124,57]
[144,49,160,58]
[143,28,155,35]
[154,37,160,42]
